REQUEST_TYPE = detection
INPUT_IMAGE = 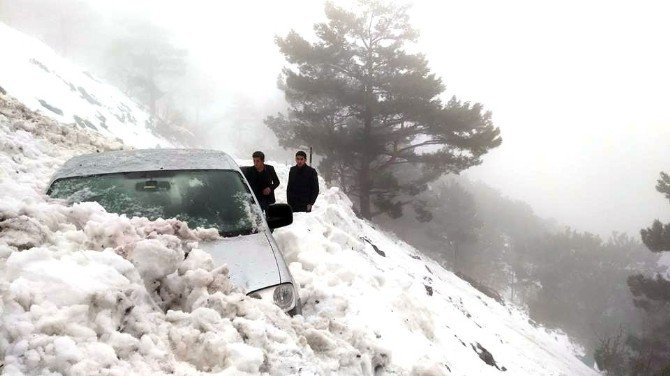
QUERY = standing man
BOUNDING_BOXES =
[287,150,319,212]
[243,151,280,211]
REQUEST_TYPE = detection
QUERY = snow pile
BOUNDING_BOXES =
[0,95,387,375]
[0,21,168,148]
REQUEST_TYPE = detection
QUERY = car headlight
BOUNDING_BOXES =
[249,283,296,311]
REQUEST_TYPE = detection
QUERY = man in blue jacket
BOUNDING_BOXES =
[287,151,319,212]
[242,151,280,211]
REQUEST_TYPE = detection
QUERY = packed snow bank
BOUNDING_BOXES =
[0,95,388,375]
[1,94,596,375]
[0,22,169,148]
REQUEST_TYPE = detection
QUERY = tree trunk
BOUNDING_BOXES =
[453,241,460,272]
[359,163,371,219]
[358,82,373,219]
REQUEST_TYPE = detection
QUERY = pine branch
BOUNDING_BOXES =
[369,199,413,218]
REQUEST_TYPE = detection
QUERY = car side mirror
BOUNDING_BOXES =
[266,203,293,229]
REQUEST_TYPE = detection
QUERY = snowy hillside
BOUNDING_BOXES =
[0,22,169,148]
[0,22,597,375]
[0,92,598,375]
[264,170,598,375]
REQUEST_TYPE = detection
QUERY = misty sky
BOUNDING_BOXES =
[20,0,670,236]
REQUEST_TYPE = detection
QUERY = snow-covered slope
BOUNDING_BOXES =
[0,22,597,375]
[260,164,597,376]
[0,22,169,148]
[0,93,597,375]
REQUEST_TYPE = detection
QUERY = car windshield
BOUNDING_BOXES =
[48,169,263,237]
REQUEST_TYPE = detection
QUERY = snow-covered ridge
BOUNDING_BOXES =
[0,22,169,148]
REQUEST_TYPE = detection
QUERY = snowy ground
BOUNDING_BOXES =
[1,22,598,376]
[0,93,598,375]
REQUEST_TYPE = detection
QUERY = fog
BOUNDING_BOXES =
[2,0,669,236]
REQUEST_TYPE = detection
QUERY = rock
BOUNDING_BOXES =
[362,237,385,257]
[38,99,63,115]
[471,342,505,371]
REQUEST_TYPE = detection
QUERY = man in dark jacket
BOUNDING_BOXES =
[287,150,319,212]
[242,151,280,211]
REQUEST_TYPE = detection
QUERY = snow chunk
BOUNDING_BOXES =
[127,238,184,281]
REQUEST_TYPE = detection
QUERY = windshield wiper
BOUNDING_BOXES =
[219,228,257,237]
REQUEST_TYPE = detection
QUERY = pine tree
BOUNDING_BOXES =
[427,181,481,271]
[266,1,501,219]
[105,23,186,119]
[624,171,670,374]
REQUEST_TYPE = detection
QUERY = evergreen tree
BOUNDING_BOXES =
[266,1,501,219]
[640,172,670,252]
[525,230,658,357]
[623,171,670,375]
[427,181,481,271]
[105,23,186,119]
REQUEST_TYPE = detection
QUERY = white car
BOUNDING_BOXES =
[47,148,301,315]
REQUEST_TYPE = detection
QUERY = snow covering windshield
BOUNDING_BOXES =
[48,169,263,237]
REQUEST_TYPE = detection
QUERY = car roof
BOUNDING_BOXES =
[50,148,240,184]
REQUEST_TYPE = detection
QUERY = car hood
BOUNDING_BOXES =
[196,232,281,293]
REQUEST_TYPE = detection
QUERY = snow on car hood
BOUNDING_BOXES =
[196,232,281,293]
